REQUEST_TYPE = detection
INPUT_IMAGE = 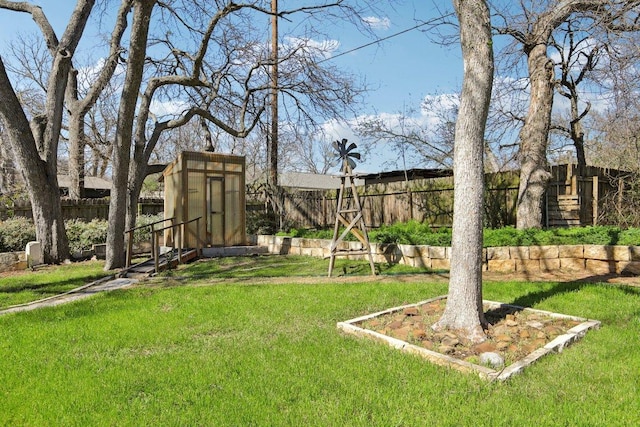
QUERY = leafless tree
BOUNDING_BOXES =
[105,0,380,269]
[356,100,456,170]
[0,0,96,263]
[493,0,640,229]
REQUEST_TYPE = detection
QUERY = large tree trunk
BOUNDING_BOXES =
[67,110,86,199]
[432,0,493,343]
[0,59,70,263]
[0,0,95,263]
[105,0,155,270]
[65,2,131,200]
[516,43,554,229]
[126,158,148,232]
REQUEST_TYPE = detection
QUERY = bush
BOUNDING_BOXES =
[65,219,108,254]
[0,214,167,254]
[132,213,164,243]
[369,220,451,246]
[618,228,640,246]
[277,221,640,248]
[0,217,36,252]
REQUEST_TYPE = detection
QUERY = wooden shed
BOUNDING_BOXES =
[162,151,246,248]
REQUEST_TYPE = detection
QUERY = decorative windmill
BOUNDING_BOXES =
[327,139,376,277]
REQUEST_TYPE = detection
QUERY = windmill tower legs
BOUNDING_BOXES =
[327,143,376,277]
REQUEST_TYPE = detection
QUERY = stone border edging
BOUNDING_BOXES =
[337,295,601,381]
[251,235,640,275]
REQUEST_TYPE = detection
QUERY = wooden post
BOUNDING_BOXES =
[592,175,598,225]
[153,229,160,273]
[125,229,133,268]
[177,221,182,263]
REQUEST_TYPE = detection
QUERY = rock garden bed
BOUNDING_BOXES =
[338,295,601,381]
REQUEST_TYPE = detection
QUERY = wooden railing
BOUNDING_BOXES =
[124,217,203,270]
[149,217,203,272]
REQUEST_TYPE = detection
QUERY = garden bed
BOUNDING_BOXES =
[338,295,601,381]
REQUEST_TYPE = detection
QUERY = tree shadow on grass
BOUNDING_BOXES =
[0,273,109,295]
[507,273,640,310]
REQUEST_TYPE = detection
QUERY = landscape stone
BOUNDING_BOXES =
[496,342,509,351]
[510,246,530,259]
[403,307,420,316]
[413,329,427,340]
[486,246,510,260]
[487,259,516,273]
[479,352,505,369]
[558,245,584,258]
[421,340,434,350]
[388,320,404,330]
[496,334,511,343]
[526,320,544,330]
[529,245,559,259]
[439,345,455,354]
[560,257,586,271]
[441,336,460,347]
[393,326,411,342]
[473,341,496,354]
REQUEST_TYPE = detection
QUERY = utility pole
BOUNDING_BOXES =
[269,0,278,187]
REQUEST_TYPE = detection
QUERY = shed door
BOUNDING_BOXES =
[208,177,225,246]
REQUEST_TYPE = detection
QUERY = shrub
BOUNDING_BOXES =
[65,219,108,254]
[0,217,36,252]
[618,228,640,246]
[133,213,164,243]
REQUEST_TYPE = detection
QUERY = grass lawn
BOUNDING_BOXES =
[0,260,115,309]
[0,255,638,425]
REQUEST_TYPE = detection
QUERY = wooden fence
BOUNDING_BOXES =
[0,198,164,221]
[249,172,520,230]
[250,165,630,230]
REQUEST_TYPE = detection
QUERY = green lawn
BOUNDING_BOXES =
[0,260,115,309]
[0,255,638,425]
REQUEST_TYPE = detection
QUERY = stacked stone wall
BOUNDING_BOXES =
[252,235,640,275]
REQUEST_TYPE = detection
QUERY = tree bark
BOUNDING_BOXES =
[432,0,493,343]
[516,42,554,229]
[105,0,155,270]
[0,0,95,263]
[510,0,627,228]
[66,1,131,199]
[0,58,69,263]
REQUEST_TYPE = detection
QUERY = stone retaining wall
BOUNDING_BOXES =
[252,235,640,276]
[0,251,27,273]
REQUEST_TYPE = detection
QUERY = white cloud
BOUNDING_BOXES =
[284,36,340,60]
[149,99,190,118]
[362,16,391,31]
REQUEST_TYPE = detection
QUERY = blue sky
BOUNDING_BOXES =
[322,1,463,114]
[0,1,465,172]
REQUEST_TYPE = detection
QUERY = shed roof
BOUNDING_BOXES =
[279,172,364,190]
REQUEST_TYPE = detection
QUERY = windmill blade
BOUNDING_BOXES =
[332,140,340,152]
[346,142,357,153]
[349,152,361,160]
[347,157,357,170]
